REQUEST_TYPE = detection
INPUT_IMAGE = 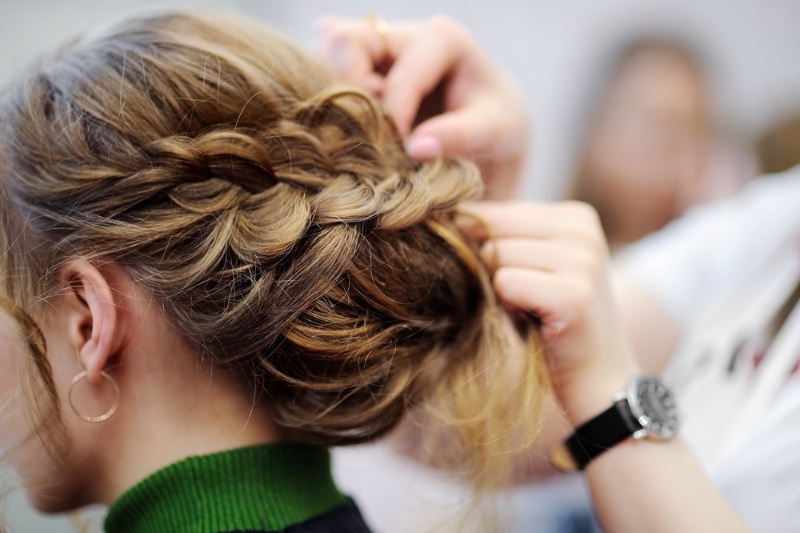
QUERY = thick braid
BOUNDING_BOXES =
[11,81,483,442]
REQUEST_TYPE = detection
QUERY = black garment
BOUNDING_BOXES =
[227,499,372,533]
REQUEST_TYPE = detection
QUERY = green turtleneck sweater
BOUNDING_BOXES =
[104,443,349,533]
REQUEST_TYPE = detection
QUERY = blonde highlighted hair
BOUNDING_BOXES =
[0,11,545,492]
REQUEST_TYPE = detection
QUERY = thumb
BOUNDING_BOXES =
[404,105,498,161]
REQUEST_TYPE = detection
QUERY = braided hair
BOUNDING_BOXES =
[0,10,545,489]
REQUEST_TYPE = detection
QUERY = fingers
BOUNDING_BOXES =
[460,201,606,244]
[492,266,579,325]
[406,103,495,160]
[318,16,386,95]
[456,201,611,331]
[458,201,634,418]
[480,238,600,278]
[405,77,528,163]
[318,16,507,156]
[382,17,472,137]
[318,15,530,193]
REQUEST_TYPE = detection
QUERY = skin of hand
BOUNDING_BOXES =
[319,15,530,200]
[460,201,748,532]
[459,200,641,424]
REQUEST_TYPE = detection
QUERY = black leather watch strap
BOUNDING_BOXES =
[564,398,642,470]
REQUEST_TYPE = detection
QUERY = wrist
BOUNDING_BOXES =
[557,366,642,427]
[551,373,680,472]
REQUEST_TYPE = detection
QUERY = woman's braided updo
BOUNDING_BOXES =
[0,11,544,486]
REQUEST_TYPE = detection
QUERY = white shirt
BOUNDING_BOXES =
[620,166,800,532]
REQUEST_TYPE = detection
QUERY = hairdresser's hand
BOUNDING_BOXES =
[319,15,529,200]
[461,201,640,425]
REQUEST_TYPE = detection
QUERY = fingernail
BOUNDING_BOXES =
[405,135,443,160]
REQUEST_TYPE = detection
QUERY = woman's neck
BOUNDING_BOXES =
[79,327,282,506]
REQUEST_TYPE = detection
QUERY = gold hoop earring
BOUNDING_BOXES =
[68,370,119,423]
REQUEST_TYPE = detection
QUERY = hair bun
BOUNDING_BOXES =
[0,11,545,493]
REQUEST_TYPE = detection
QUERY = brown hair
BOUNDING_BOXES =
[755,114,800,174]
[0,11,544,491]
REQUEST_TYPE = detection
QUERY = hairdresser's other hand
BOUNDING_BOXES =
[461,201,641,424]
[319,15,529,200]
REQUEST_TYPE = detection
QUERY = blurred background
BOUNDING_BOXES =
[2,0,799,531]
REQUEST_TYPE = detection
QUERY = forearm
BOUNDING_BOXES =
[586,436,749,532]
[558,362,748,531]
[612,266,680,375]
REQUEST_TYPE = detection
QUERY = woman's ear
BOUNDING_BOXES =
[61,260,119,386]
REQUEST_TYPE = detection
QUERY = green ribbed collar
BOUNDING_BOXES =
[104,443,345,533]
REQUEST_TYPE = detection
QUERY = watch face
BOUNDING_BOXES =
[628,376,680,439]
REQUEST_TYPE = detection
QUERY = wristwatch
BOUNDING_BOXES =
[550,375,680,471]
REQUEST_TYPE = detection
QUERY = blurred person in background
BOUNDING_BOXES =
[568,37,754,251]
